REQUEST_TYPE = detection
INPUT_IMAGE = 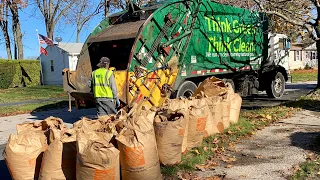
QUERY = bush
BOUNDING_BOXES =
[0,60,40,89]
[304,64,313,70]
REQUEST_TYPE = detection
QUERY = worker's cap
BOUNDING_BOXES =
[97,57,110,67]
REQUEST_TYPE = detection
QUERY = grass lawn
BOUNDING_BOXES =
[291,69,317,83]
[0,85,67,103]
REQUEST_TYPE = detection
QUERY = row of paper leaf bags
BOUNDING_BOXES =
[3,77,242,180]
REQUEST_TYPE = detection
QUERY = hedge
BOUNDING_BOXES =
[0,60,41,89]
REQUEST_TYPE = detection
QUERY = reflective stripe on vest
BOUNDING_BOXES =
[92,68,113,98]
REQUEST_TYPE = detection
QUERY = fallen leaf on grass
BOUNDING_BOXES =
[204,146,208,152]
[266,115,272,120]
[194,149,201,155]
[225,164,233,168]
[212,138,219,144]
[248,131,255,135]
[227,130,232,135]
[306,152,317,161]
[211,147,218,152]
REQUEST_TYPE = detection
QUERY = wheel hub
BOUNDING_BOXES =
[274,77,282,93]
[183,90,193,98]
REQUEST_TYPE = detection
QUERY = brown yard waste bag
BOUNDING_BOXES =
[192,94,217,137]
[193,77,228,97]
[162,98,189,153]
[229,93,242,124]
[221,94,231,129]
[116,108,162,180]
[77,131,120,180]
[4,130,47,180]
[154,109,186,165]
[187,101,208,149]
[16,121,45,134]
[43,116,67,131]
[39,128,77,180]
[207,96,224,133]
[203,96,223,135]
[221,85,234,129]
[74,117,118,134]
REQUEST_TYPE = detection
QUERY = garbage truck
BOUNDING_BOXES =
[62,0,291,110]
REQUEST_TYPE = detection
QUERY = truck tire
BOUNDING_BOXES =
[266,72,285,98]
[223,79,235,91]
[176,81,198,98]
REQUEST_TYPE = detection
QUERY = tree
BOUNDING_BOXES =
[0,0,26,60]
[68,0,104,43]
[0,3,12,59]
[214,0,256,9]
[36,0,77,40]
[7,0,24,59]
[251,0,320,85]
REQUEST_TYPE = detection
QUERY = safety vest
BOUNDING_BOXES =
[92,68,114,98]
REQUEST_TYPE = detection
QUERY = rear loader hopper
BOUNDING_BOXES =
[63,0,290,110]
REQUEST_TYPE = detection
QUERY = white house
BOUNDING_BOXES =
[303,43,318,68]
[39,43,83,85]
[288,43,304,70]
[288,42,318,70]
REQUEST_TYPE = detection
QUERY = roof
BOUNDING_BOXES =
[88,20,145,43]
[57,43,83,54]
[304,42,316,51]
[290,43,304,50]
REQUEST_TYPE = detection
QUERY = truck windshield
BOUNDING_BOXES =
[88,38,135,71]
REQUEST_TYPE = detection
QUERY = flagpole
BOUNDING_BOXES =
[36,29,44,86]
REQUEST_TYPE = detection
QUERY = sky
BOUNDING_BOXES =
[0,3,106,59]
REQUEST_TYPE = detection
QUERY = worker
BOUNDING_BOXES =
[88,57,120,116]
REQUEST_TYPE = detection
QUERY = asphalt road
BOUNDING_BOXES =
[242,81,317,109]
[0,81,317,179]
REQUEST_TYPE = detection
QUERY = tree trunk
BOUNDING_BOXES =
[15,22,23,59]
[0,4,12,59]
[46,21,54,40]
[9,3,24,59]
[316,40,320,87]
[1,24,12,59]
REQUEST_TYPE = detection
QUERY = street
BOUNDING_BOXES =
[0,81,317,179]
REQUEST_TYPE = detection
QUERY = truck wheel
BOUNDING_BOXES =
[223,79,235,91]
[176,81,197,98]
[266,72,285,98]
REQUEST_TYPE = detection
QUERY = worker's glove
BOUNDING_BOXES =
[116,98,121,108]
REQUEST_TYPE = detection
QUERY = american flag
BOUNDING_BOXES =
[38,34,54,46]
[40,46,48,56]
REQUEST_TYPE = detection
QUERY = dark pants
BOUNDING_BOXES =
[96,99,117,116]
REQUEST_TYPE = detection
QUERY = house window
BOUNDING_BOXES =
[279,38,284,50]
[50,60,54,72]
[295,51,300,61]
[312,52,317,60]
